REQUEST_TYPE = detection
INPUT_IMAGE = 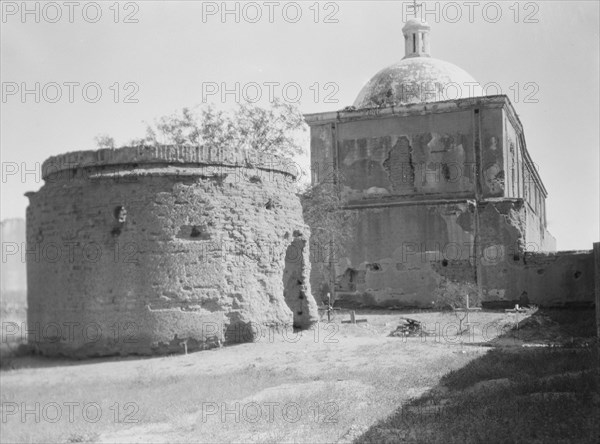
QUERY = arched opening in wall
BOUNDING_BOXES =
[283,238,305,329]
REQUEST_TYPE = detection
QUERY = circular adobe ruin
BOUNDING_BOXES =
[25,145,318,357]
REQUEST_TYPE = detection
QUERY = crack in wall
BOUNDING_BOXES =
[383,136,415,192]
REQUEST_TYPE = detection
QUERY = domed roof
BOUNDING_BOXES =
[354,57,481,108]
[353,17,481,108]
[403,17,430,29]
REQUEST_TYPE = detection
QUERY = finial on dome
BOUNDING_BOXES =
[406,0,423,18]
[402,2,431,59]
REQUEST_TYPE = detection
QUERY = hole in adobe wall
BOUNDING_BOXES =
[537,269,545,275]
[513,254,520,262]
[366,263,382,272]
[177,225,211,241]
[265,199,275,210]
[111,206,127,237]
[442,164,452,181]
[113,206,127,223]
[249,176,262,184]
[441,259,448,267]
[573,271,582,279]
[297,311,303,316]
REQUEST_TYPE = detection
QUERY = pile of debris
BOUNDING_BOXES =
[389,317,427,337]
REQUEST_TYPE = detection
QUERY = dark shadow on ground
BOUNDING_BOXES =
[355,309,600,444]
[0,341,227,371]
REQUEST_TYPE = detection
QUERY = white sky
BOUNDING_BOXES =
[1,0,599,250]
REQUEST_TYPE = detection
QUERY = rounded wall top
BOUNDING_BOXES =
[41,145,298,181]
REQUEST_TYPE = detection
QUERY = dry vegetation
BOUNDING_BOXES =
[1,309,598,443]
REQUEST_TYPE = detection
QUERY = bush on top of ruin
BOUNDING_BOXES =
[95,99,307,159]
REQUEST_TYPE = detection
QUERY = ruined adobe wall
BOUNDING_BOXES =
[305,97,577,309]
[313,108,478,201]
[26,146,318,357]
[307,98,509,308]
[479,249,595,308]
[326,201,478,308]
[308,103,481,308]
[503,108,555,251]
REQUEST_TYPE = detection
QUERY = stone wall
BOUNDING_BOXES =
[480,250,595,308]
[317,200,477,308]
[304,96,585,309]
[25,146,318,357]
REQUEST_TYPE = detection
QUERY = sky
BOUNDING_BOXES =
[1,0,599,250]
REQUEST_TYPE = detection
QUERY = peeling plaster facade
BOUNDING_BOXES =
[302,16,598,309]
[305,96,571,308]
[25,146,318,357]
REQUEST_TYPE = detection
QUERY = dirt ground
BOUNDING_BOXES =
[1,309,597,443]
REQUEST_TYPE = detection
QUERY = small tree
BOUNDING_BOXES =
[93,134,115,149]
[300,180,356,306]
[234,99,306,157]
[126,99,306,159]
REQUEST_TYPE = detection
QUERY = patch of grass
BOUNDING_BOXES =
[543,309,597,338]
[441,348,596,390]
[358,345,599,444]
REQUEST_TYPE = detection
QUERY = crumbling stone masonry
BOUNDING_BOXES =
[306,96,595,309]
[25,146,318,357]
[303,15,596,309]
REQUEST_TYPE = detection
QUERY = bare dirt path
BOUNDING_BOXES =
[1,311,513,443]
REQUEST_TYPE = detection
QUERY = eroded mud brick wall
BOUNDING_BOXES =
[479,249,595,308]
[26,146,318,357]
[306,96,591,308]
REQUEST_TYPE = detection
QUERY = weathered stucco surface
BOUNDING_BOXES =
[327,202,477,308]
[479,250,595,308]
[306,96,590,309]
[26,146,318,357]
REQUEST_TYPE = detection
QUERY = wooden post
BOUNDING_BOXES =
[327,292,331,322]
[350,311,356,324]
[329,237,335,310]
[465,294,470,327]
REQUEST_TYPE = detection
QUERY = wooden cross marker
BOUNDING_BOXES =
[454,294,481,335]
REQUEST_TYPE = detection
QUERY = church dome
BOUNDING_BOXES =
[354,17,482,108]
